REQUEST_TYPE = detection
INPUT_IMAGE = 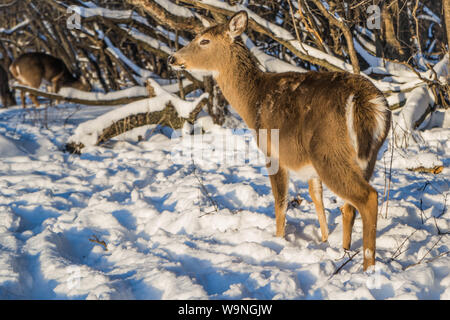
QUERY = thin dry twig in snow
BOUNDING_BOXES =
[191,161,220,216]
[329,250,360,278]
[389,229,419,262]
[89,235,108,251]
[403,235,448,270]
[384,125,395,219]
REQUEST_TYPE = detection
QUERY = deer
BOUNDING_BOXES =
[0,64,16,108]
[9,52,89,108]
[168,11,391,271]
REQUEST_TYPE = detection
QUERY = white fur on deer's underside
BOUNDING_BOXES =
[291,164,319,182]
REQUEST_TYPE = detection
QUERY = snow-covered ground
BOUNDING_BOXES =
[0,102,448,300]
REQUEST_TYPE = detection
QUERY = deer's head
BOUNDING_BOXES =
[168,11,248,74]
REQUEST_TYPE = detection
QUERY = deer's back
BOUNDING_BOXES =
[12,53,68,82]
[258,71,383,131]
[256,71,389,169]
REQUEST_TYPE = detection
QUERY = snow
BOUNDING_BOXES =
[73,1,150,27]
[154,0,194,19]
[243,35,307,73]
[0,100,448,300]
[397,86,432,133]
[422,6,441,25]
[0,134,27,157]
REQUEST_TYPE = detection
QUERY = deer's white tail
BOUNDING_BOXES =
[346,94,390,170]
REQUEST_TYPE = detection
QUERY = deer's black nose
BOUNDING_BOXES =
[168,55,176,65]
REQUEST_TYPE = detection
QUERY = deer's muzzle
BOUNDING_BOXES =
[167,55,186,70]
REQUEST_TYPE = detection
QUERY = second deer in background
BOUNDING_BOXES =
[9,52,89,108]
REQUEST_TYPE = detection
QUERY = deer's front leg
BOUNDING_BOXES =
[268,166,289,238]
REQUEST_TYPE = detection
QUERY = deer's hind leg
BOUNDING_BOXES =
[29,94,40,108]
[308,178,328,242]
[310,148,378,270]
[342,155,378,250]
[20,90,39,108]
[22,78,42,108]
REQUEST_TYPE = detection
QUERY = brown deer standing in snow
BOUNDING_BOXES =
[0,64,16,108]
[168,11,391,271]
[9,52,89,108]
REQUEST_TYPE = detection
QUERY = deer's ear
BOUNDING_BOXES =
[227,11,248,38]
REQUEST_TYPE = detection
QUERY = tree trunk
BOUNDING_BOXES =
[382,0,411,61]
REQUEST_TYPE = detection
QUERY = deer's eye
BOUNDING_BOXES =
[200,39,210,45]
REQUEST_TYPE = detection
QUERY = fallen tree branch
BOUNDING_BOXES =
[66,96,208,154]
[13,85,150,106]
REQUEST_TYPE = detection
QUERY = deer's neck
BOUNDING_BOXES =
[214,43,263,129]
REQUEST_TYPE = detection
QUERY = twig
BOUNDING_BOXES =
[89,235,108,251]
[329,250,360,279]
[384,125,394,219]
[434,217,450,235]
[424,250,450,264]
[63,105,82,127]
[296,1,325,52]
[287,0,308,55]
[191,161,220,216]
[310,0,360,73]
[389,229,418,262]
[437,192,448,219]
[403,235,445,270]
